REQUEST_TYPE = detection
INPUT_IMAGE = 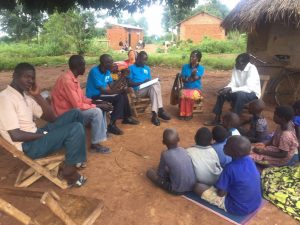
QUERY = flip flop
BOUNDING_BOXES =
[72,175,87,188]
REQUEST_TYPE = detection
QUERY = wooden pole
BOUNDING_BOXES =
[40,192,77,225]
[0,198,39,225]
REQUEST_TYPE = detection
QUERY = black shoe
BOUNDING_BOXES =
[107,124,124,135]
[151,116,160,126]
[90,144,112,154]
[122,117,140,125]
[158,111,171,120]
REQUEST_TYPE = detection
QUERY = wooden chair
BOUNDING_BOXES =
[177,75,204,114]
[193,99,204,114]
[260,74,271,100]
[128,91,151,118]
[0,187,104,225]
[0,136,68,189]
[243,74,271,110]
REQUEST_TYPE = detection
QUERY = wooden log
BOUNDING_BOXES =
[40,192,77,225]
[0,187,45,199]
[0,198,39,225]
[82,201,104,225]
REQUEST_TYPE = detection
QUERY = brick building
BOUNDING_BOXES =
[177,12,225,43]
[106,24,144,50]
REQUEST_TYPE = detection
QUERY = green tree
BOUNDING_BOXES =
[192,0,229,19]
[117,16,149,33]
[162,5,192,32]
[0,5,44,41]
[41,9,97,54]
[1,0,197,15]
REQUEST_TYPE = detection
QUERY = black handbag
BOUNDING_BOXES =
[170,73,183,105]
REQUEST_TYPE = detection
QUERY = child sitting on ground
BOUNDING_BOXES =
[251,106,299,166]
[146,128,196,195]
[293,100,300,159]
[187,127,222,185]
[222,112,240,136]
[194,136,262,216]
[242,99,269,143]
[212,126,232,168]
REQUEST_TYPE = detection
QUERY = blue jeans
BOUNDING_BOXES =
[81,108,107,144]
[22,109,87,166]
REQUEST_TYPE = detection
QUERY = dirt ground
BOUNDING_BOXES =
[0,65,298,225]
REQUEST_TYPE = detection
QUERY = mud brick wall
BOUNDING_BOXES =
[107,26,144,50]
[179,13,225,43]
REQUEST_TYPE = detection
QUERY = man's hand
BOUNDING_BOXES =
[218,87,231,95]
[96,101,113,112]
[28,83,41,97]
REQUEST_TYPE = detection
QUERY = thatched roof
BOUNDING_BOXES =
[221,0,300,32]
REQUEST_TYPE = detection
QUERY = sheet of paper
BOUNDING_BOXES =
[138,78,159,90]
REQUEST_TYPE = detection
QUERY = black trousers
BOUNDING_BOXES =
[92,93,131,121]
[213,91,258,116]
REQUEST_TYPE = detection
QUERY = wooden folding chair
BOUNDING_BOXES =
[175,74,204,114]
[193,99,204,114]
[0,187,104,225]
[128,91,151,117]
[0,136,68,189]
[260,74,271,100]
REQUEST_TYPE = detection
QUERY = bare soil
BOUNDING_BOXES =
[0,65,297,225]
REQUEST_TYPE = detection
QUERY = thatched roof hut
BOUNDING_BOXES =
[221,0,300,72]
[221,0,300,32]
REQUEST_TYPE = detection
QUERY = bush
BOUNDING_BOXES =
[168,35,246,55]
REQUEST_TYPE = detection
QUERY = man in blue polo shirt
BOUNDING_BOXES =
[194,135,262,216]
[86,54,139,135]
[127,51,171,126]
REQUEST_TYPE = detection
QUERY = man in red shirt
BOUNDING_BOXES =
[52,55,112,154]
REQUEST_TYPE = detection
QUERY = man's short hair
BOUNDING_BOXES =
[195,127,212,146]
[99,54,111,64]
[236,53,250,64]
[13,63,35,77]
[68,55,84,70]
[137,51,147,59]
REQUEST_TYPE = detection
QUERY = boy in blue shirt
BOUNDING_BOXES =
[127,51,171,126]
[86,54,139,135]
[212,126,232,168]
[194,135,262,216]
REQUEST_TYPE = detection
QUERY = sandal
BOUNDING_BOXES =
[76,162,87,169]
[71,175,87,188]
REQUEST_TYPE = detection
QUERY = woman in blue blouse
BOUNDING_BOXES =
[179,50,205,120]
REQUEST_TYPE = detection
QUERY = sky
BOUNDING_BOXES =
[97,0,240,36]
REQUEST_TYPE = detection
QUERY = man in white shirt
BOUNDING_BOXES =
[205,53,261,126]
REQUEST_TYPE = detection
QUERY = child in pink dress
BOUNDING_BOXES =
[251,106,298,166]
